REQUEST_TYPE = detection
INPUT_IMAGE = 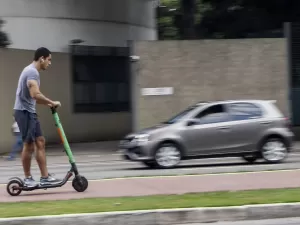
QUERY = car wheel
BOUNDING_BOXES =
[154,142,181,169]
[260,137,288,163]
[242,154,258,164]
[142,161,157,168]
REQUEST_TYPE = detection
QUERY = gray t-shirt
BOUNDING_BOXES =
[14,63,40,113]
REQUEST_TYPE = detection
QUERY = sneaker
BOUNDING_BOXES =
[40,173,61,185]
[24,176,37,187]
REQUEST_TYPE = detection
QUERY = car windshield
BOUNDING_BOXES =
[163,104,204,124]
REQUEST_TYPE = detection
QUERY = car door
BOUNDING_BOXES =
[182,104,234,155]
[226,102,265,152]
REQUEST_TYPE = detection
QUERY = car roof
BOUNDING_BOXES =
[195,99,276,106]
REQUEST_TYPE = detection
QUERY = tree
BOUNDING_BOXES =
[0,19,10,48]
[157,0,300,40]
[196,0,300,39]
[157,0,180,40]
[157,0,203,40]
[179,0,196,39]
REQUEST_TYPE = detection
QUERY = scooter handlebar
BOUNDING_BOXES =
[50,105,59,114]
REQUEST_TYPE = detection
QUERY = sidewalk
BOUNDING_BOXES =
[2,169,300,202]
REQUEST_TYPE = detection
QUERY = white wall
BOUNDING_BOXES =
[0,0,157,52]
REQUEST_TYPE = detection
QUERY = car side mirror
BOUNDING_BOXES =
[186,119,198,126]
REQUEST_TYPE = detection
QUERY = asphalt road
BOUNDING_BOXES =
[1,152,300,183]
[185,217,300,225]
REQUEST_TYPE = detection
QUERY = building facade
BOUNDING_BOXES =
[0,0,157,52]
[0,0,293,152]
[0,0,157,152]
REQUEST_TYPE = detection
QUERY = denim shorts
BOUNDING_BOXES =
[14,110,43,143]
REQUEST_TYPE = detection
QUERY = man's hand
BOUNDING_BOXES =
[48,101,61,108]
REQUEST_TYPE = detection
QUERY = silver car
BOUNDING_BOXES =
[119,100,294,169]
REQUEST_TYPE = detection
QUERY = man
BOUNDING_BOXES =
[13,47,61,187]
[5,117,23,161]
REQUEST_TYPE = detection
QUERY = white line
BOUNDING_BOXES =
[1,157,300,170]
[45,154,122,157]
[1,161,299,171]
[0,161,132,169]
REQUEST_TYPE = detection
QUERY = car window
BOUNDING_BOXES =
[163,105,198,124]
[193,104,231,124]
[198,112,231,125]
[228,103,263,121]
[195,104,225,119]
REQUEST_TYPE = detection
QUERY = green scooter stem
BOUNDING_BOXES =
[50,107,75,164]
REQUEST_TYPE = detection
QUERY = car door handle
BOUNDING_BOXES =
[218,126,230,130]
[260,121,271,125]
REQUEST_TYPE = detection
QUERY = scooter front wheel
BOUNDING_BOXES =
[7,179,23,196]
[72,176,88,192]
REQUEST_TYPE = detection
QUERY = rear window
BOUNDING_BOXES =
[228,103,263,120]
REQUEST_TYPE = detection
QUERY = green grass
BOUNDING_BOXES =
[1,188,300,218]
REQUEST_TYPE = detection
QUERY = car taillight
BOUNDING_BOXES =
[284,117,292,129]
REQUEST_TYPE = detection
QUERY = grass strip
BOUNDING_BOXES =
[1,188,300,218]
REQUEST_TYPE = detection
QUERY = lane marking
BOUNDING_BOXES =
[1,153,300,169]
[0,161,132,169]
[1,161,300,171]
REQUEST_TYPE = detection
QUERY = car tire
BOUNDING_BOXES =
[242,154,258,164]
[142,161,157,169]
[260,137,288,163]
[154,142,182,169]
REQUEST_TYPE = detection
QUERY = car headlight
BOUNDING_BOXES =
[133,134,150,144]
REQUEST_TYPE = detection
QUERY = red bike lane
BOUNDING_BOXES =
[1,169,300,202]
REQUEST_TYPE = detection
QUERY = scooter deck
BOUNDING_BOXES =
[23,181,65,190]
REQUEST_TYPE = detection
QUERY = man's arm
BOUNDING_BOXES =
[27,79,54,106]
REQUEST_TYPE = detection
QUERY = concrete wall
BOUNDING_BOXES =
[133,38,289,130]
[0,0,157,152]
[0,48,131,153]
[0,0,157,52]
[0,38,290,152]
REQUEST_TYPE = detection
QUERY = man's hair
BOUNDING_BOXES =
[33,47,51,61]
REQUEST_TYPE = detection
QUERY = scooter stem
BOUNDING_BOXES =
[50,106,76,165]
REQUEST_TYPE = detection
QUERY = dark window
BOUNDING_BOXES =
[195,104,225,119]
[71,46,131,113]
[194,104,230,124]
[163,105,198,124]
[228,103,263,120]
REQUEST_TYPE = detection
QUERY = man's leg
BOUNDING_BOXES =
[34,117,61,184]
[14,110,36,187]
[35,136,48,177]
[22,142,34,177]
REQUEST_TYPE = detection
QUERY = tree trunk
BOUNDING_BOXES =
[181,0,196,39]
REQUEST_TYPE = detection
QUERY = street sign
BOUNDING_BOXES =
[141,87,174,96]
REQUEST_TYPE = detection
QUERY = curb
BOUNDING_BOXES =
[1,203,300,224]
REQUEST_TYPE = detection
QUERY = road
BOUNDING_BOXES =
[1,151,300,184]
[183,217,300,225]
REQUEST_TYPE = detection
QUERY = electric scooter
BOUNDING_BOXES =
[6,106,88,196]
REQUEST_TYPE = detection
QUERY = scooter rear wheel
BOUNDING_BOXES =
[72,176,88,192]
[7,179,23,196]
